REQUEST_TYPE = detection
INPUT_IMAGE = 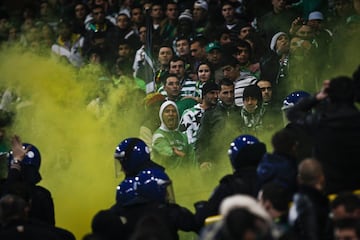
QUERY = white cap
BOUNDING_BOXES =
[270,32,287,51]
[308,11,324,21]
[194,0,208,11]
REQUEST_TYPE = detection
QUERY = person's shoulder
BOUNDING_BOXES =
[231,105,242,113]
[34,185,53,196]
[219,174,238,184]
[179,97,197,104]
[201,105,217,119]
[323,106,360,125]
[51,226,76,240]
[153,127,165,135]
[152,128,166,141]
[175,129,188,141]
[180,105,198,118]
[161,201,187,210]
[182,77,198,86]
[0,223,64,240]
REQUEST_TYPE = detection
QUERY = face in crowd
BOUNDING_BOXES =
[203,89,219,107]
[243,96,258,113]
[275,34,290,55]
[158,47,173,66]
[197,63,211,83]
[219,83,234,106]
[162,104,178,130]
[257,80,273,103]
[234,47,250,65]
[176,39,190,57]
[222,64,239,81]
[164,75,180,100]
[169,60,185,79]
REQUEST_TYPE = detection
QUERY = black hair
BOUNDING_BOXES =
[221,1,236,8]
[214,26,232,41]
[331,191,360,212]
[164,73,179,84]
[118,38,131,46]
[234,38,253,59]
[130,214,174,240]
[222,208,270,239]
[328,76,354,104]
[91,210,125,239]
[131,3,143,11]
[91,4,104,11]
[169,56,185,65]
[221,56,239,67]
[175,35,190,43]
[260,182,291,212]
[190,35,208,47]
[196,60,213,72]
[158,43,175,54]
[271,128,298,156]
[196,61,215,82]
[243,84,263,105]
[219,78,234,87]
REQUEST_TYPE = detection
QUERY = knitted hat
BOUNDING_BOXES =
[202,82,219,97]
[178,9,193,21]
[270,32,287,51]
[194,0,208,11]
[308,11,324,21]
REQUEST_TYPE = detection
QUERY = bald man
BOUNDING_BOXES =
[289,158,332,239]
[297,158,325,191]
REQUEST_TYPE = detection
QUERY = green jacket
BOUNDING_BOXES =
[151,101,196,169]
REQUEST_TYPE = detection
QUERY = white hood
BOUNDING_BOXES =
[159,100,179,131]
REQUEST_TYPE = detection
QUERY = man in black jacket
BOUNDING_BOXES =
[289,158,333,240]
[286,76,360,194]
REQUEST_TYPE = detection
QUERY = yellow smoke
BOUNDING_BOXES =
[0,46,137,238]
[1,34,357,239]
[0,45,220,239]
[0,45,299,239]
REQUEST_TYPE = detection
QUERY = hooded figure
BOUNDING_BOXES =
[151,101,195,169]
